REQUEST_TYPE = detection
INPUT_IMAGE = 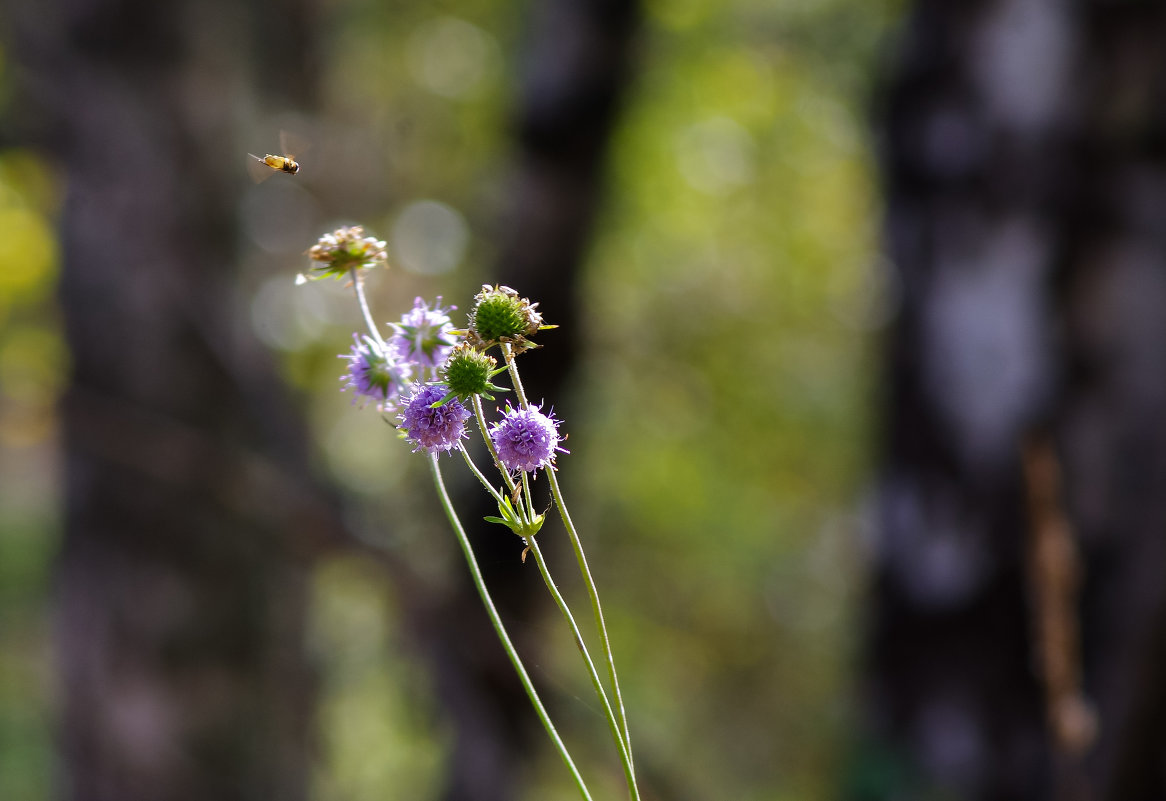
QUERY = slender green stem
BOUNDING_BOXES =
[521,470,536,520]
[459,445,507,508]
[428,454,593,801]
[461,445,628,766]
[546,467,635,775]
[503,343,529,406]
[473,395,518,496]
[503,347,637,781]
[471,384,639,798]
[463,443,639,800]
[350,268,386,347]
[525,536,639,800]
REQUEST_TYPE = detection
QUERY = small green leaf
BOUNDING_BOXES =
[430,390,458,408]
[524,513,546,537]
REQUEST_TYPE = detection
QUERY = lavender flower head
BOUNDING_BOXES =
[399,383,471,455]
[340,334,411,411]
[390,297,458,370]
[489,404,567,473]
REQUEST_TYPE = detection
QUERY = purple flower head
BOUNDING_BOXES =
[489,403,567,473]
[390,297,458,369]
[398,383,471,455]
[340,334,411,411]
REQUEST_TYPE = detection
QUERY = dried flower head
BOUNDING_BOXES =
[307,226,388,279]
[466,285,548,352]
[489,403,567,473]
[340,334,411,411]
[390,297,458,369]
[441,342,506,401]
[399,383,472,455]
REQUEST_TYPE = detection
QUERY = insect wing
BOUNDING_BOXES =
[279,130,312,161]
[246,153,276,183]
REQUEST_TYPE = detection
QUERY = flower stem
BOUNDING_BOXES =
[472,394,519,496]
[459,444,633,780]
[546,466,635,776]
[350,268,386,347]
[459,444,507,508]
[502,347,638,786]
[521,470,536,520]
[427,454,593,801]
[525,535,639,800]
[463,442,639,800]
[503,343,529,405]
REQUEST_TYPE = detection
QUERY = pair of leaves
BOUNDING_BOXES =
[484,495,545,562]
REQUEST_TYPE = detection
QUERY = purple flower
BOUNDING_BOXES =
[399,383,471,455]
[340,334,411,410]
[390,297,458,370]
[489,404,567,473]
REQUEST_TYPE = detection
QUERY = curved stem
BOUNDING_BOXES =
[428,454,593,801]
[473,394,519,497]
[459,444,507,508]
[350,268,386,347]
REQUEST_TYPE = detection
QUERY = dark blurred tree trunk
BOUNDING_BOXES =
[862,2,1166,800]
[8,0,335,799]
[421,1,640,799]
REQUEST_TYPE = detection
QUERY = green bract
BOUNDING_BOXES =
[484,494,546,540]
[440,342,508,402]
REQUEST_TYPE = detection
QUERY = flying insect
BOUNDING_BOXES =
[246,130,310,181]
[249,152,300,175]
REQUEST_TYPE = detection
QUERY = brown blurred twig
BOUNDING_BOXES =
[1022,432,1098,800]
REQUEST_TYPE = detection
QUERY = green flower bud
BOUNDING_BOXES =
[440,342,507,402]
[466,285,549,351]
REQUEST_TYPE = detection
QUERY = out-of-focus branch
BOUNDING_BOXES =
[1022,432,1097,799]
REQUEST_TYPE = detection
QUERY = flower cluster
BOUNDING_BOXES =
[307,225,388,279]
[307,226,566,462]
[302,226,638,801]
[336,294,459,410]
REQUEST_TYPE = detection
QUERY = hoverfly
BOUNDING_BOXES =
[249,152,299,175]
[247,130,309,181]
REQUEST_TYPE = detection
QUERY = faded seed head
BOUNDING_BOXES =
[307,226,388,279]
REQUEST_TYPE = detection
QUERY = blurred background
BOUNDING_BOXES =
[3,0,1166,800]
